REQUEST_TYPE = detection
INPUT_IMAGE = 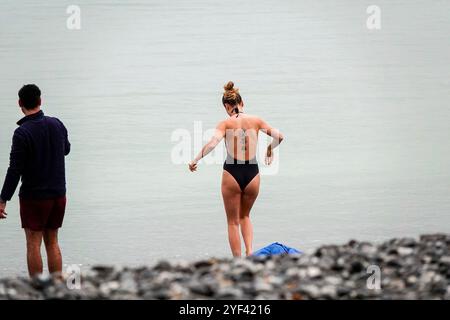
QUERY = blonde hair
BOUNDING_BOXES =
[222,81,242,106]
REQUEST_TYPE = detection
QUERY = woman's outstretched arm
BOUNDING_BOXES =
[189,121,226,172]
[259,118,284,165]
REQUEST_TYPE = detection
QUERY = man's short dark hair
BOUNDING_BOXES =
[18,84,41,110]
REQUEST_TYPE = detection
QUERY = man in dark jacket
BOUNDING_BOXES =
[0,84,70,277]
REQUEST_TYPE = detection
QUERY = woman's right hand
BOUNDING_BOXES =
[265,147,273,165]
[189,160,198,172]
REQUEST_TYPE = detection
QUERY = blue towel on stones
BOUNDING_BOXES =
[253,242,302,256]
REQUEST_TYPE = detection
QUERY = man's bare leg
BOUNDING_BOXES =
[24,229,43,277]
[43,229,63,277]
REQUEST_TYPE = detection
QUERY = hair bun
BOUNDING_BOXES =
[222,81,242,106]
[224,81,235,91]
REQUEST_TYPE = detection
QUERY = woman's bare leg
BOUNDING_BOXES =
[240,174,260,256]
[221,170,243,257]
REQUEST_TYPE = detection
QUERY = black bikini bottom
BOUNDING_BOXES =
[223,156,259,191]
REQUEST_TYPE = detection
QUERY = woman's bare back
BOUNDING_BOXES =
[222,113,261,161]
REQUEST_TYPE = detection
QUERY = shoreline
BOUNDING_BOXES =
[0,233,449,300]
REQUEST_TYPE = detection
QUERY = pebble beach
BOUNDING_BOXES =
[1,234,449,300]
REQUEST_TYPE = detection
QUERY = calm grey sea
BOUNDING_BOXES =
[1,0,449,276]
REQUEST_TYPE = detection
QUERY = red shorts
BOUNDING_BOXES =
[20,196,67,231]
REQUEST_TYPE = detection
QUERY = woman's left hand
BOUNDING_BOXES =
[189,160,198,172]
[265,147,273,165]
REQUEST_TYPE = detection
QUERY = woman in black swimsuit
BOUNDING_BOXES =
[189,81,284,257]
